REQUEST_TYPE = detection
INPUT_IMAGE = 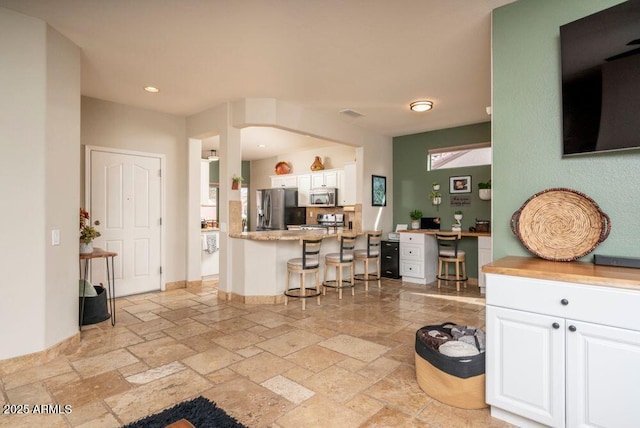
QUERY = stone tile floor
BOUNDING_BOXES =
[0,278,512,427]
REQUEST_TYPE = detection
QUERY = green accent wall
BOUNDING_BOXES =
[393,122,492,278]
[493,0,638,262]
[208,160,251,185]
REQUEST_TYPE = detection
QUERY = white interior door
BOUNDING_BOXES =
[90,149,162,297]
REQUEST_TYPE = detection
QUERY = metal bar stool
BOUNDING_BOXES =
[354,230,382,290]
[322,233,357,299]
[285,238,323,310]
[435,232,468,291]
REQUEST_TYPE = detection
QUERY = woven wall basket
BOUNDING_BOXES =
[511,188,611,262]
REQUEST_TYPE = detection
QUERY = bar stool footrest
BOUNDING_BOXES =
[436,274,468,282]
[284,287,322,298]
[322,279,355,289]
[354,273,381,282]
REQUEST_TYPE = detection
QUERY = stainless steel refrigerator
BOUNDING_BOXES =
[256,188,306,230]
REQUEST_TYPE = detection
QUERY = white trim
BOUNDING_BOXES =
[84,145,166,291]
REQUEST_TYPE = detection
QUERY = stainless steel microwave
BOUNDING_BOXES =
[309,187,338,207]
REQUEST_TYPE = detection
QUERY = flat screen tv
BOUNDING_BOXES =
[560,0,640,156]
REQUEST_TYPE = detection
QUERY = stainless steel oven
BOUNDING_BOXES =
[308,187,337,207]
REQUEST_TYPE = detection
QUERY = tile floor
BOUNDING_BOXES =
[0,278,512,427]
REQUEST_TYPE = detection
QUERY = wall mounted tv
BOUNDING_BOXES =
[560,0,640,156]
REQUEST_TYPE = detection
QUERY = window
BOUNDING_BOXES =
[428,142,491,170]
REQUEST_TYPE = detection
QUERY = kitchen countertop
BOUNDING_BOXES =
[399,229,491,237]
[201,228,220,233]
[230,229,357,241]
[483,256,640,291]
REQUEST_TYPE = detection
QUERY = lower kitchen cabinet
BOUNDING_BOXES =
[381,240,400,279]
[485,260,640,428]
[399,232,437,284]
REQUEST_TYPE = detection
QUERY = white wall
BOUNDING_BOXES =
[0,8,80,360]
[81,97,188,285]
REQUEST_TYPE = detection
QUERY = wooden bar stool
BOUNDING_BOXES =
[285,238,323,310]
[354,230,382,290]
[323,233,357,299]
[435,232,468,291]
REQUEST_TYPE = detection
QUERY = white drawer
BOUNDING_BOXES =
[400,260,424,278]
[400,244,423,261]
[400,233,424,245]
[486,273,640,331]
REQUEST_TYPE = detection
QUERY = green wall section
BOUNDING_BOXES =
[492,0,639,261]
[208,160,251,185]
[393,122,492,278]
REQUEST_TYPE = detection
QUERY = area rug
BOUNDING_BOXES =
[123,396,246,428]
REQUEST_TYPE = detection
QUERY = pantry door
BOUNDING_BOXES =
[89,148,162,297]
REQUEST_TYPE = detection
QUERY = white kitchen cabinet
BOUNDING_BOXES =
[340,161,356,206]
[271,175,297,188]
[485,265,640,428]
[201,160,211,205]
[477,236,492,294]
[399,232,437,284]
[311,169,338,188]
[297,174,311,206]
[201,231,219,277]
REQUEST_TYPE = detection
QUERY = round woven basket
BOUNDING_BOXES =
[511,188,610,261]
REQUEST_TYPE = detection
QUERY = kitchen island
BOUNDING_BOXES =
[226,229,358,303]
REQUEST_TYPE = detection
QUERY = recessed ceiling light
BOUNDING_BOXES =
[410,100,433,112]
[144,86,160,93]
[257,144,266,148]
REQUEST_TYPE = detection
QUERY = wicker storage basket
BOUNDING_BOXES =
[414,323,487,409]
[511,188,610,262]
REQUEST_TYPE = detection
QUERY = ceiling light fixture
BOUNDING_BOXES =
[144,86,160,93]
[207,150,219,162]
[257,144,266,148]
[410,100,433,112]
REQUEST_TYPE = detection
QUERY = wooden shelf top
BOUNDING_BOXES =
[79,248,118,260]
[399,229,491,238]
[483,256,640,291]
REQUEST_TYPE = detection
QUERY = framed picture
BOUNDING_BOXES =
[372,175,387,206]
[450,175,471,194]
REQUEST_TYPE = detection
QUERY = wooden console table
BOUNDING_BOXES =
[79,248,117,328]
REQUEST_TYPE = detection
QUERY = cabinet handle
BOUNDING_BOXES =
[569,325,577,332]
[385,256,392,259]
[552,322,560,329]
[560,298,569,305]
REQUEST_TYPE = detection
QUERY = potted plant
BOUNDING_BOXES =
[231,175,243,190]
[409,209,423,230]
[429,182,442,206]
[80,208,101,254]
[478,179,492,200]
[452,210,463,232]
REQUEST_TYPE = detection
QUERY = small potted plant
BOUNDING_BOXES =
[80,208,101,254]
[429,182,442,206]
[409,209,423,230]
[478,179,492,200]
[452,210,463,232]
[231,175,244,190]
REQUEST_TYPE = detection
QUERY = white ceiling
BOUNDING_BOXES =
[1,0,515,159]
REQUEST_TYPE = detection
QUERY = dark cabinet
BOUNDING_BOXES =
[381,240,400,279]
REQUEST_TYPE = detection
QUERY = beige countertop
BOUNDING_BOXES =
[230,229,358,241]
[201,228,220,233]
[483,256,640,291]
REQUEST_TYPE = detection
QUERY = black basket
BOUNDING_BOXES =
[80,285,110,325]
[415,322,485,379]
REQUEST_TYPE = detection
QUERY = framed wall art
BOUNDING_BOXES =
[450,175,471,194]
[372,175,387,206]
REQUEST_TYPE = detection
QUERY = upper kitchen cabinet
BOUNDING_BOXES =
[271,174,297,188]
[201,160,212,205]
[311,170,338,188]
[340,162,356,206]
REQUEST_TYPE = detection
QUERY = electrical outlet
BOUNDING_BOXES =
[52,229,60,246]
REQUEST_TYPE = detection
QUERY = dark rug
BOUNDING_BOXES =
[123,396,246,428]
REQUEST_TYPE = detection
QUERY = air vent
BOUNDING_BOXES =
[339,108,365,118]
